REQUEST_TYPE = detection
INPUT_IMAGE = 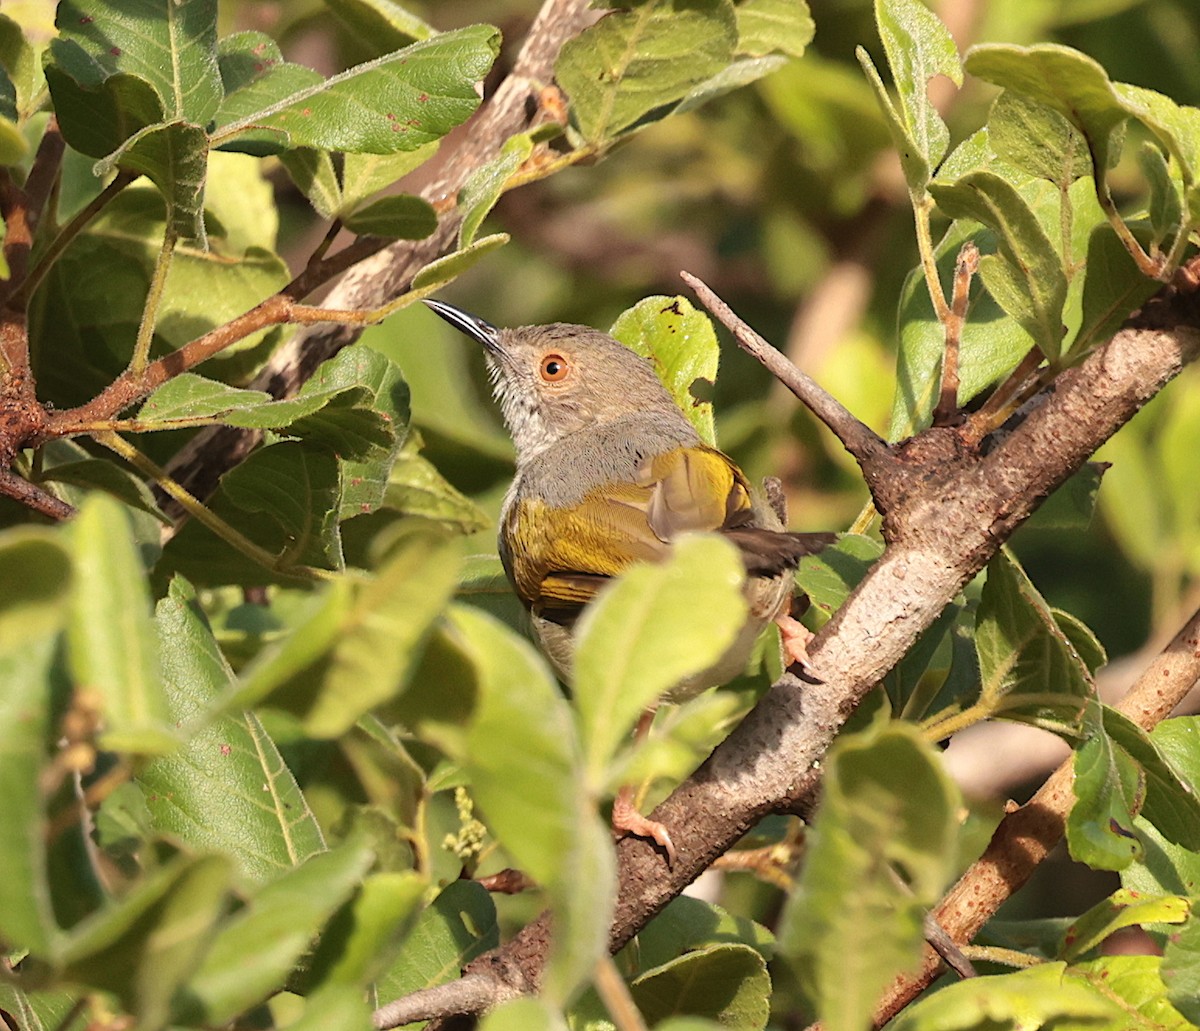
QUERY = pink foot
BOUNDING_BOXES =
[612,786,676,865]
[776,613,821,679]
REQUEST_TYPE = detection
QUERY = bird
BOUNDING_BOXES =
[425,298,835,859]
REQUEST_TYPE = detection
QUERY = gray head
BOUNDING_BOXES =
[425,299,681,457]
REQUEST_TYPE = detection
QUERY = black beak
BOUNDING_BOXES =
[423,298,502,354]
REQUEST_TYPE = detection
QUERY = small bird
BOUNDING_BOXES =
[425,299,835,858]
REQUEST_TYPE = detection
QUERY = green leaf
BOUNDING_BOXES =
[295,529,462,738]
[1059,888,1189,962]
[626,895,775,972]
[138,578,327,885]
[327,0,434,50]
[175,841,374,1026]
[1102,710,1200,851]
[989,91,1089,188]
[0,985,85,1031]
[888,962,1127,1031]
[572,535,747,788]
[40,458,170,525]
[216,25,500,154]
[888,217,1034,437]
[0,628,61,956]
[97,120,210,241]
[780,722,959,1031]
[929,171,1068,359]
[629,943,770,1028]
[44,59,164,160]
[342,194,437,239]
[214,32,325,156]
[610,295,720,445]
[874,0,961,185]
[735,0,813,59]
[381,434,490,534]
[556,0,738,143]
[52,0,222,125]
[453,605,614,1001]
[291,346,412,519]
[965,43,1130,177]
[59,852,234,1030]
[1139,143,1184,250]
[68,495,177,754]
[280,147,342,216]
[305,871,426,987]
[137,374,360,432]
[280,984,373,1031]
[973,549,1092,732]
[1074,955,1194,1030]
[0,13,46,116]
[1115,84,1200,189]
[341,144,439,211]
[158,440,343,586]
[411,233,510,290]
[794,533,882,618]
[458,133,534,248]
[1070,700,1145,871]
[374,880,499,1003]
[1073,225,1160,356]
[1163,907,1200,1024]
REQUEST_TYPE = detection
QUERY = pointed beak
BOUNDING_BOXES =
[423,298,503,355]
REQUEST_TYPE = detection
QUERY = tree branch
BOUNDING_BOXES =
[374,277,1200,1028]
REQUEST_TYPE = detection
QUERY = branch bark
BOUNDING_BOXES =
[375,276,1200,1028]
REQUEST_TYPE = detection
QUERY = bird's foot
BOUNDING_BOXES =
[612,786,676,866]
[776,613,822,682]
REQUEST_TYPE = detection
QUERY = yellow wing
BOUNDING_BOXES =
[503,445,750,620]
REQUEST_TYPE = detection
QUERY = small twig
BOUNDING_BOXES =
[922,913,976,980]
[94,431,336,582]
[130,223,179,376]
[22,117,66,238]
[304,218,344,271]
[960,944,1043,969]
[474,868,537,894]
[963,345,1044,446]
[932,243,979,426]
[373,973,507,1031]
[0,468,73,520]
[15,171,137,308]
[681,271,889,469]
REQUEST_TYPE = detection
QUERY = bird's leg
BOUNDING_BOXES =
[775,611,816,668]
[611,708,677,865]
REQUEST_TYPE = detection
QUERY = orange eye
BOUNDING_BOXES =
[540,353,570,382]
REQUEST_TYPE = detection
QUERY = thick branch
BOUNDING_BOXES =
[378,280,1200,1027]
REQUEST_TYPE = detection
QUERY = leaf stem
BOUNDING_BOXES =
[95,431,336,582]
[1094,173,1161,278]
[933,242,979,426]
[915,196,953,324]
[593,953,649,1031]
[960,945,1043,968]
[130,223,179,376]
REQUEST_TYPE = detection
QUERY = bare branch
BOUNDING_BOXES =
[680,270,889,470]
[374,974,510,1030]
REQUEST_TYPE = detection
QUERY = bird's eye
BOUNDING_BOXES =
[539,353,570,382]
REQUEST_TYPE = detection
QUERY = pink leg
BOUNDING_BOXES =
[611,709,676,864]
[776,612,817,670]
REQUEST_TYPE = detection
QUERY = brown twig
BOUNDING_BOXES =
[871,601,1200,1025]
[932,242,978,426]
[681,271,890,471]
[0,468,72,520]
